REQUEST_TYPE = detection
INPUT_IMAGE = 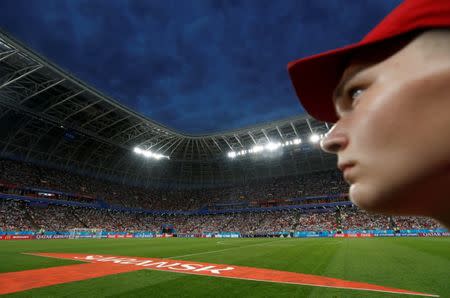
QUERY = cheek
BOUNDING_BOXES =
[344,89,417,208]
[349,87,415,178]
[358,77,450,169]
[347,78,450,212]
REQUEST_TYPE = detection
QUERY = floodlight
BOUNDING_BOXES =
[293,138,302,145]
[252,145,264,153]
[265,142,281,151]
[143,151,152,158]
[228,151,236,158]
[309,134,320,143]
[133,147,169,160]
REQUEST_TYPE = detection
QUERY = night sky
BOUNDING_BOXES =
[0,0,401,134]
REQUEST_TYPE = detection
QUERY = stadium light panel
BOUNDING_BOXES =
[309,134,320,143]
[265,142,281,151]
[252,145,264,153]
[226,137,306,159]
[154,153,169,160]
[133,147,169,160]
[228,151,237,158]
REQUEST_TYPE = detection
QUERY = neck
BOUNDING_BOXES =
[435,213,450,230]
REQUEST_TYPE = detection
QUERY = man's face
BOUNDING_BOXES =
[321,32,450,218]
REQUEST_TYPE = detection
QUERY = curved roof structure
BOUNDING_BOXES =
[0,30,336,187]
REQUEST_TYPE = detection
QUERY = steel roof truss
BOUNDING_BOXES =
[0,64,43,91]
[42,90,85,113]
[19,78,65,105]
[0,49,18,62]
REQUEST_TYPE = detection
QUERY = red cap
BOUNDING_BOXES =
[288,0,450,123]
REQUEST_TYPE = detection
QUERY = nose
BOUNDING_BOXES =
[320,124,349,154]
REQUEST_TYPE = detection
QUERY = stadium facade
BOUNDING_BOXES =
[0,30,335,188]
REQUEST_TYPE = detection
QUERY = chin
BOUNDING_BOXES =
[348,183,400,215]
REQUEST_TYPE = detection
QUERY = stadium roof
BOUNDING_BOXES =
[0,30,336,187]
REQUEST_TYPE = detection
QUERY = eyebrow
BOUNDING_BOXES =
[333,65,367,106]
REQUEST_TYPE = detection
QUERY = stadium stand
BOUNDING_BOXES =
[0,158,444,236]
[0,200,442,235]
[0,158,348,211]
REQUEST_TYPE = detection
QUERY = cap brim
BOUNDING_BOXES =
[288,0,450,124]
[287,31,423,123]
[288,42,366,123]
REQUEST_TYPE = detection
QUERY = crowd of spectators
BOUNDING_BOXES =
[0,200,443,234]
[0,158,444,235]
[0,200,34,231]
[0,158,348,211]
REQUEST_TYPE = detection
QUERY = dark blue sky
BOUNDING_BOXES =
[0,0,401,134]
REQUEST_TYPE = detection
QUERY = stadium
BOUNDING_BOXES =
[0,8,449,298]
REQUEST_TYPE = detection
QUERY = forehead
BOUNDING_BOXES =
[339,61,371,84]
[336,36,415,94]
[341,42,404,80]
[332,38,418,119]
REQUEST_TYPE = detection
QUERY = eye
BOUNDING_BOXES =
[346,87,364,107]
[348,87,363,100]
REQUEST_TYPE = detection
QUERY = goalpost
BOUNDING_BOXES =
[69,228,103,239]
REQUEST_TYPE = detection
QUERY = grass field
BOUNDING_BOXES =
[0,237,449,297]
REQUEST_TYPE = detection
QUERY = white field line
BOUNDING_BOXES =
[138,268,440,298]
[168,239,291,259]
[216,239,261,245]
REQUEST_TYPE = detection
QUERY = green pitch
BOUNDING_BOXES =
[1,237,449,297]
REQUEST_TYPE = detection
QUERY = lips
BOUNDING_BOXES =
[338,162,355,172]
[338,162,356,183]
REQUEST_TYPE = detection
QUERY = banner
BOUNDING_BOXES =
[35,235,70,240]
[0,235,35,240]
[333,233,374,238]
[419,232,448,237]
[106,234,134,239]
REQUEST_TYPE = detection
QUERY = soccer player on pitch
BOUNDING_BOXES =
[287,0,450,228]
